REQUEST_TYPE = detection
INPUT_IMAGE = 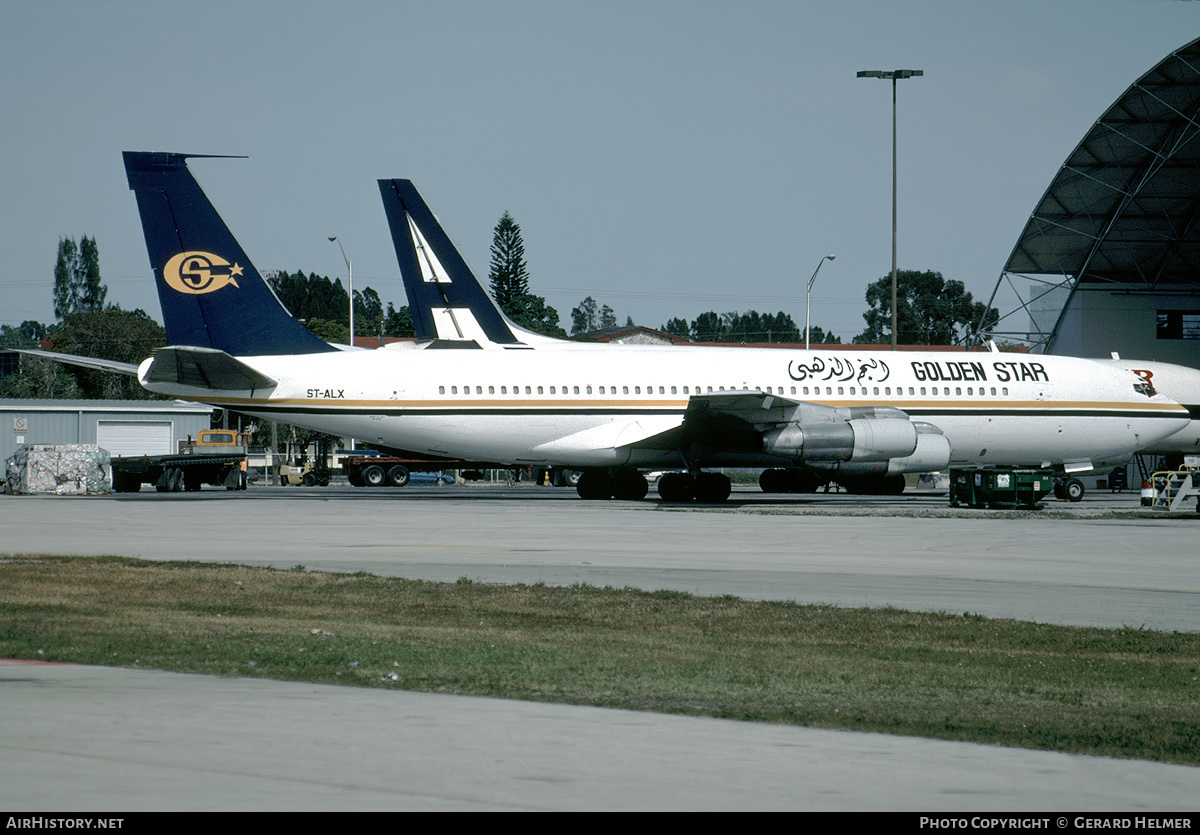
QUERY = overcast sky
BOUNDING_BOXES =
[3,0,1198,342]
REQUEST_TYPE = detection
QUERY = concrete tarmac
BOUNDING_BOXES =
[3,659,1198,812]
[2,485,1198,810]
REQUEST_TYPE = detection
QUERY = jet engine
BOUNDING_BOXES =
[762,417,919,463]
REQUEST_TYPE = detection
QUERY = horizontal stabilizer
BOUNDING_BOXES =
[10,349,140,377]
[142,346,277,392]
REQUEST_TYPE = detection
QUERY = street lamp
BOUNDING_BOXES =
[805,254,836,350]
[857,69,923,350]
[328,236,353,347]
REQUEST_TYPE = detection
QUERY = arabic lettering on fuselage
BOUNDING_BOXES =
[786,356,1051,385]
[788,356,890,383]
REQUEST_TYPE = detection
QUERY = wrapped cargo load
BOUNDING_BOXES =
[4,444,111,494]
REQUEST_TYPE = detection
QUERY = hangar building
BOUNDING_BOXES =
[0,400,213,465]
[983,36,1200,366]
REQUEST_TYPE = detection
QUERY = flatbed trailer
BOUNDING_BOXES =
[110,430,250,493]
[344,455,476,487]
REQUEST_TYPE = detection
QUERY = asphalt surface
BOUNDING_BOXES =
[2,483,1198,811]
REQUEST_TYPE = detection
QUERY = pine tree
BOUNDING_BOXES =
[488,211,529,315]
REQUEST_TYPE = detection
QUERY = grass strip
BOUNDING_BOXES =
[2,554,1198,764]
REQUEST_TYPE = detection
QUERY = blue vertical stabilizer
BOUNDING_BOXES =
[123,152,336,356]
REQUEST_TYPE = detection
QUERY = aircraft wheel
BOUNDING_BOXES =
[1065,477,1085,502]
[787,469,822,493]
[362,464,386,487]
[576,470,613,500]
[657,472,694,503]
[759,468,786,493]
[880,474,906,496]
[610,469,648,501]
[387,465,411,487]
[694,472,731,503]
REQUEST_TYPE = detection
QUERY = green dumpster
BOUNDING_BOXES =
[948,467,1054,509]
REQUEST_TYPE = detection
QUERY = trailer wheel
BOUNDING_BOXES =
[362,464,386,487]
[387,465,410,487]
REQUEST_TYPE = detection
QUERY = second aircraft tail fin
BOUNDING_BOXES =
[379,178,549,346]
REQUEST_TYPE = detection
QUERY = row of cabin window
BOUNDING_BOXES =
[437,384,1012,397]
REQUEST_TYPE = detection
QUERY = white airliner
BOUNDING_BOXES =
[51,152,1193,502]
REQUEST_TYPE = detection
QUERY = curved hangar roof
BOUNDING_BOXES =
[1004,36,1200,288]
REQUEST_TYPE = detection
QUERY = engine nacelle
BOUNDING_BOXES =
[762,418,918,463]
[828,424,952,476]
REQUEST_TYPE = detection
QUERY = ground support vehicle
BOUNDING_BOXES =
[110,430,250,493]
[948,467,1055,509]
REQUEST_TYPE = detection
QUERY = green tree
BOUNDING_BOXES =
[268,270,351,324]
[0,356,84,399]
[661,317,690,340]
[805,325,842,345]
[53,236,107,320]
[384,303,415,338]
[854,270,999,346]
[78,236,105,312]
[571,296,598,335]
[488,211,529,313]
[508,294,567,338]
[0,321,51,348]
[484,212,564,338]
[304,318,350,345]
[48,308,166,399]
[353,287,384,338]
[571,297,622,335]
[690,311,727,342]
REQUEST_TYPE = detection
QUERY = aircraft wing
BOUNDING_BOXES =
[618,390,844,455]
[10,348,140,377]
[623,390,947,474]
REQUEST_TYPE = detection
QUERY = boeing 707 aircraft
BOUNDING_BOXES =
[112,152,1188,502]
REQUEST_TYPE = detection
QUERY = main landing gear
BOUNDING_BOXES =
[575,468,649,501]
[573,468,733,503]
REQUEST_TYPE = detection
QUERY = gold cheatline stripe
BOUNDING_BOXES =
[202,396,1189,414]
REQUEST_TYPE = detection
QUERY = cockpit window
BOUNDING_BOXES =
[1134,382,1157,398]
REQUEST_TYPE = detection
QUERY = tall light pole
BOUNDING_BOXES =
[328,236,353,347]
[805,254,836,350]
[857,69,922,350]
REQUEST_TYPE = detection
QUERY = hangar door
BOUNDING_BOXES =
[96,420,173,458]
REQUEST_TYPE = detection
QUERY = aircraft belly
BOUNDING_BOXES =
[937,414,1175,467]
